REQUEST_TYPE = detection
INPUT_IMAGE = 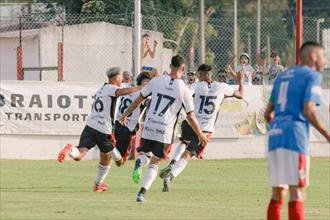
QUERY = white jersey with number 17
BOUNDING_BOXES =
[86,84,118,134]
[190,81,235,132]
[141,75,194,144]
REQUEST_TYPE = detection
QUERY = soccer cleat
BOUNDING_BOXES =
[57,144,72,163]
[159,164,173,179]
[136,192,146,203]
[132,159,142,184]
[162,174,173,192]
[93,182,109,192]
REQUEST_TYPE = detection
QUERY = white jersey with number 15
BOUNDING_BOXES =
[190,81,235,132]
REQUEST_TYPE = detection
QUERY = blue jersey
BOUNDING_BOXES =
[268,65,322,154]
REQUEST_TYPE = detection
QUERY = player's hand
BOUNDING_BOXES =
[198,133,209,147]
[119,115,127,126]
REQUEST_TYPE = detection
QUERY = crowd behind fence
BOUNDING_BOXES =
[0,9,329,87]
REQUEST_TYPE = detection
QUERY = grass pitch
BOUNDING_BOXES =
[0,158,329,220]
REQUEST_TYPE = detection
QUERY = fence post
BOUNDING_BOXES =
[58,42,63,81]
[17,46,23,80]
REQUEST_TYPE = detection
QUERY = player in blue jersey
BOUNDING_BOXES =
[264,41,330,220]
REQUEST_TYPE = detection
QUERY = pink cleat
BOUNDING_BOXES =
[57,144,72,163]
[93,182,109,192]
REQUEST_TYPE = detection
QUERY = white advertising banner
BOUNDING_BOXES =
[0,80,100,135]
[1,81,329,141]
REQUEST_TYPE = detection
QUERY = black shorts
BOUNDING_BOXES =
[180,120,211,159]
[114,121,135,160]
[136,138,172,159]
[78,125,115,153]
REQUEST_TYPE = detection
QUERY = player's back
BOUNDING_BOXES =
[269,65,322,153]
[271,65,322,122]
[141,74,193,143]
[86,84,118,134]
[191,81,234,132]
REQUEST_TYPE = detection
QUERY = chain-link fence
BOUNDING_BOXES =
[1,6,329,87]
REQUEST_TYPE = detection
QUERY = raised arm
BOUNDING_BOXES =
[303,101,330,142]
[232,72,244,99]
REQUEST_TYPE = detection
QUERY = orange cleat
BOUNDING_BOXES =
[57,144,72,163]
[93,182,109,192]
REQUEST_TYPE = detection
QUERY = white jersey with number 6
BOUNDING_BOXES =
[190,81,235,132]
[141,75,194,144]
[86,84,118,134]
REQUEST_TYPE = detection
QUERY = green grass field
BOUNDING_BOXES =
[0,158,329,220]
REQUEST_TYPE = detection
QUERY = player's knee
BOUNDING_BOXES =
[289,187,305,201]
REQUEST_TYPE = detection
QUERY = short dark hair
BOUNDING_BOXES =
[171,55,185,68]
[136,71,153,85]
[299,41,324,59]
[198,64,212,72]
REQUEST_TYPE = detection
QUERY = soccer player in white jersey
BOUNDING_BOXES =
[57,67,142,192]
[264,41,330,220]
[119,55,209,202]
[114,72,153,162]
[159,64,244,191]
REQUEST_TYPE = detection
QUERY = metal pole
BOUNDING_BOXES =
[234,0,237,66]
[256,0,261,54]
[134,0,141,81]
[199,0,205,64]
[296,0,302,64]
[247,32,251,58]
[267,35,270,62]
[316,18,325,43]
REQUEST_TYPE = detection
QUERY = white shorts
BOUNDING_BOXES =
[268,148,310,188]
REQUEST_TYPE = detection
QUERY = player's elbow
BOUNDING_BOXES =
[303,107,313,120]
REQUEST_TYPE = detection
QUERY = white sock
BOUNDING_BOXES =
[137,154,150,167]
[69,146,80,159]
[110,148,122,161]
[141,164,158,190]
[171,158,188,178]
[171,143,186,162]
[95,164,111,185]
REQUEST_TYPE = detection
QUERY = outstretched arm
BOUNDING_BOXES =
[119,94,145,125]
[115,86,142,97]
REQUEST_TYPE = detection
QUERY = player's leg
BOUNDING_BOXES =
[288,186,305,220]
[114,121,133,162]
[136,155,161,202]
[159,142,186,179]
[93,152,112,192]
[57,126,94,162]
[267,186,287,220]
[136,140,170,202]
[287,153,309,220]
[159,120,191,179]
[162,132,211,192]
[132,138,153,184]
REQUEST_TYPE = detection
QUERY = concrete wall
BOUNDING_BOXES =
[0,23,171,82]
[1,134,328,160]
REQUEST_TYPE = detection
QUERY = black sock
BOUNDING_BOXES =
[139,187,146,194]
